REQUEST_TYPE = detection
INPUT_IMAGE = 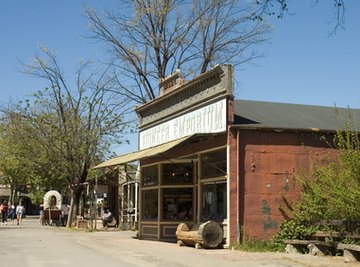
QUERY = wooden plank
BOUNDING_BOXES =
[338,243,360,262]
[338,243,360,252]
[314,231,360,239]
[284,240,334,247]
[284,240,311,245]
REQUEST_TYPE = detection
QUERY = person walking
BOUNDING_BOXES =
[61,202,69,227]
[39,202,44,225]
[0,201,9,225]
[16,203,24,225]
[8,202,16,225]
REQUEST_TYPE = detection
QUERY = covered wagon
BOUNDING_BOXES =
[42,190,62,226]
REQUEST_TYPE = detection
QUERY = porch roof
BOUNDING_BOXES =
[93,133,219,170]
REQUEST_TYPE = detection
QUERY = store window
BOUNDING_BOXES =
[142,189,158,220]
[142,165,158,186]
[162,163,193,185]
[201,181,227,222]
[162,188,193,220]
[201,149,226,179]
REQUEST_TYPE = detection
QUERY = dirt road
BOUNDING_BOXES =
[0,217,357,267]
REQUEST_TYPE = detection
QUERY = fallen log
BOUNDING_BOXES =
[176,221,223,249]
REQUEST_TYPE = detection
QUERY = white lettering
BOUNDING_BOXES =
[139,99,227,149]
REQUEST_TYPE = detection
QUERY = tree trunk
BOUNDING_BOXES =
[176,221,223,248]
[66,187,83,227]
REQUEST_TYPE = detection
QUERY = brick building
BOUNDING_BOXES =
[94,65,359,246]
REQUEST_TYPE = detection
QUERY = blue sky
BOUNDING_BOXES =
[0,1,359,153]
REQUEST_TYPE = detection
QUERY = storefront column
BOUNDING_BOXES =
[227,127,241,245]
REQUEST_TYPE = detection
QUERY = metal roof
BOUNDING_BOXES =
[233,99,360,132]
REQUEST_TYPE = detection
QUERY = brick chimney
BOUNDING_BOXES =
[159,69,185,96]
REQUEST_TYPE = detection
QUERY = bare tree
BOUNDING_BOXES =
[252,0,346,35]
[85,0,270,104]
[193,0,270,73]
[7,46,133,227]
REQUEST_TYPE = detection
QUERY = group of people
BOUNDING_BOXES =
[0,201,25,225]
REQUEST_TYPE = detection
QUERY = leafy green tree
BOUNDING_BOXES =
[275,114,360,241]
[3,47,131,227]
[0,113,41,204]
[294,120,360,222]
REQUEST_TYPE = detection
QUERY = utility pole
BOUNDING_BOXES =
[94,174,98,230]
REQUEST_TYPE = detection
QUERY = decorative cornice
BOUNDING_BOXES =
[135,65,233,129]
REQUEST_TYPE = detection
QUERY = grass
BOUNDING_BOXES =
[231,239,285,252]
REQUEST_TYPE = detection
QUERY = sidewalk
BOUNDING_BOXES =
[64,226,358,267]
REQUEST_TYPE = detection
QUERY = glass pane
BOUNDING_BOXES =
[142,165,158,186]
[162,188,193,220]
[201,149,227,179]
[142,189,158,220]
[201,182,227,222]
[162,163,193,185]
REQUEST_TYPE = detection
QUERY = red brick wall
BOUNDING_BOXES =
[228,128,338,243]
[228,127,239,244]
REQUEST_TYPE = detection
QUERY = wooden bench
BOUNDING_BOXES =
[284,239,336,256]
[284,220,360,260]
[337,243,360,262]
[313,231,360,240]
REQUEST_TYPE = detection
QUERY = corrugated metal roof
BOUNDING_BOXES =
[234,99,360,131]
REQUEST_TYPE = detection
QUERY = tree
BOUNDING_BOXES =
[194,0,270,74]
[85,0,270,104]
[252,0,346,35]
[294,118,360,222]
[0,111,64,205]
[0,113,38,204]
[274,114,360,241]
[3,47,132,227]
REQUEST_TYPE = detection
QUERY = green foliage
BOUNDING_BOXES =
[231,239,284,252]
[275,113,360,244]
[28,189,45,206]
[294,121,360,222]
[273,220,320,241]
[1,47,132,226]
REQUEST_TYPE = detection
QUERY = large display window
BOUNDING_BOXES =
[201,149,226,179]
[162,163,194,185]
[201,181,227,222]
[142,189,158,220]
[142,165,158,187]
[162,188,193,220]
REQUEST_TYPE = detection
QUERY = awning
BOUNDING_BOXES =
[93,135,197,170]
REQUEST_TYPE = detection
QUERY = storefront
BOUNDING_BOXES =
[95,65,233,243]
[94,64,359,246]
